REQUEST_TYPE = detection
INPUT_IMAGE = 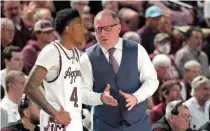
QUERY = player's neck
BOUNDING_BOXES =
[60,35,74,50]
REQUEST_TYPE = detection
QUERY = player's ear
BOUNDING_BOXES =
[65,26,72,33]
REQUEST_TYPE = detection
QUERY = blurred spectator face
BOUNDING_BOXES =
[3,1,21,24]
[28,101,40,125]
[103,1,119,13]
[33,8,52,22]
[36,30,54,44]
[81,12,93,30]
[167,84,181,101]
[156,66,170,81]
[1,22,15,46]
[118,8,139,31]
[145,6,163,30]
[158,16,172,34]
[188,31,203,52]
[9,74,25,99]
[156,38,171,54]
[185,65,200,82]
[72,1,89,14]
[195,83,210,104]
[34,20,55,44]
[94,14,121,48]
[38,10,52,22]
[5,51,24,71]
[168,106,190,130]
[147,16,162,30]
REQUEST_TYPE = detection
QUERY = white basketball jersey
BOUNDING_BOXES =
[40,41,82,131]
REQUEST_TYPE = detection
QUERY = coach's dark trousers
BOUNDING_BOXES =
[93,113,152,131]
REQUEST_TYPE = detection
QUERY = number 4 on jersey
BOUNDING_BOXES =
[70,87,78,107]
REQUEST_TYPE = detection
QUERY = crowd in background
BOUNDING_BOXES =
[1,0,210,131]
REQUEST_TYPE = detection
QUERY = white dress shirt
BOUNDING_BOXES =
[0,69,27,98]
[180,81,187,101]
[185,97,210,130]
[0,69,7,96]
[204,0,210,19]
[0,107,8,128]
[80,38,159,105]
[0,97,20,123]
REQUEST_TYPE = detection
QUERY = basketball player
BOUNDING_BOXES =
[24,9,85,131]
[24,8,118,131]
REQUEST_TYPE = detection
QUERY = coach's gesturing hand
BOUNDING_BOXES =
[101,84,118,106]
[54,108,71,126]
[119,90,138,111]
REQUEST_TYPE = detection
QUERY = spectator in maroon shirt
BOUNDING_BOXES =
[137,6,163,54]
[22,20,54,75]
[150,80,182,124]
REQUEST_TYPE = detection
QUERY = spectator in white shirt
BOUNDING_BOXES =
[0,70,26,123]
[0,85,8,128]
[0,46,24,96]
[185,75,210,130]
[180,60,201,101]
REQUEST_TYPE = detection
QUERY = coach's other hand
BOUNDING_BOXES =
[101,84,118,106]
[119,90,138,111]
[54,108,71,126]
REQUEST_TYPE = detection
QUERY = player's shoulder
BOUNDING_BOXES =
[39,41,60,55]
[43,41,58,51]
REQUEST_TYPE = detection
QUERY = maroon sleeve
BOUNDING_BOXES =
[1,128,12,131]
[150,109,160,124]
[150,105,165,124]
[22,46,38,74]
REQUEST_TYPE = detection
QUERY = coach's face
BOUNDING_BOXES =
[94,14,121,49]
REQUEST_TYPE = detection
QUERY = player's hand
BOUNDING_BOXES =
[53,108,71,126]
[101,84,118,106]
[119,90,138,111]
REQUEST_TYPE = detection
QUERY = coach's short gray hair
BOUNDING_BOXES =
[94,9,120,24]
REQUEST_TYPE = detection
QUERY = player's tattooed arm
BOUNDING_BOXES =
[24,65,57,118]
